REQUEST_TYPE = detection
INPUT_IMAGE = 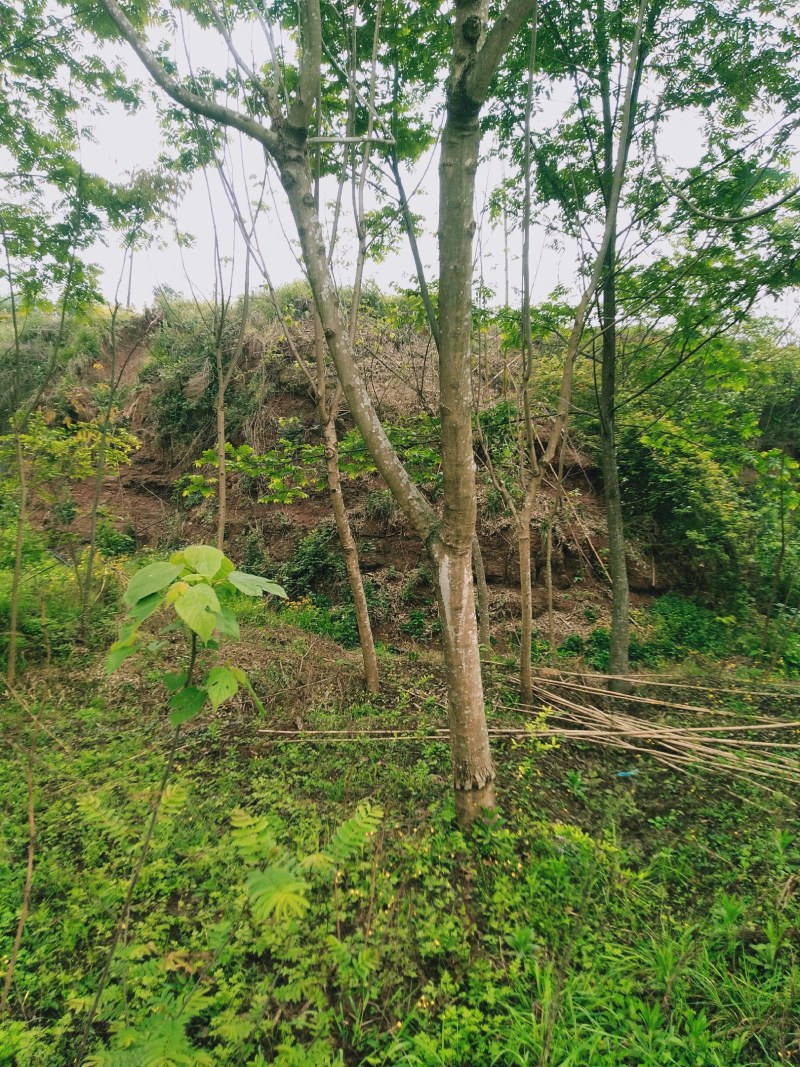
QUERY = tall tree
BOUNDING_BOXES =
[490,0,800,686]
[91,0,543,821]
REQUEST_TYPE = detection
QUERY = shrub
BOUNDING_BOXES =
[649,595,732,659]
[282,526,345,598]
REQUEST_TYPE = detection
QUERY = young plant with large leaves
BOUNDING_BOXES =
[107,544,287,725]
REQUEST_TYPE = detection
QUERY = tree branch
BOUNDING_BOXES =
[97,0,279,155]
[467,0,537,105]
[653,103,800,226]
[289,0,322,130]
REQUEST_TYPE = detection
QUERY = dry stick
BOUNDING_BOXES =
[0,728,37,1016]
[521,675,780,719]
[520,693,800,783]
[0,678,72,754]
[487,659,800,697]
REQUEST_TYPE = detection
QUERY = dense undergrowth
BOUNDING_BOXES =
[2,297,800,1065]
[1,626,798,1065]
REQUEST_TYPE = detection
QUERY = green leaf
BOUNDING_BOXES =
[163,671,188,693]
[207,665,239,710]
[247,867,310,921]
[216,606,240,639]
[212,557,235,581]
[127,591,164,624]
[124,562,182,606]
[173,584,221,642]
[105,640,139,675]
[324,802,384,865]
[182,545,225,577]
[168,686,208,725]
[227,570,288,598]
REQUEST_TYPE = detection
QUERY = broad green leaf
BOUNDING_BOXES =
[127,591,163,624]
[124,562,182,606]
[227,570,288,598]
[182,545,225,577]
[207,665,239,710]
[212,557,235,581]
[165,581,190,604]
[216,606,240,639]
[173,584,221,642]
[163,671,188,693]
[169,686,208,725]
[105,640,139,675]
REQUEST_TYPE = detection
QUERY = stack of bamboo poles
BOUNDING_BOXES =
[257,669,800,792]
[511,671,800,791]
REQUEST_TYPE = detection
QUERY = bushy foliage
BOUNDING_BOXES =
[1,681,797,1065]
[559,595,736,671]
[282,526,346,598]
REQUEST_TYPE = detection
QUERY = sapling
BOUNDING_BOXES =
[77,544,286,1058]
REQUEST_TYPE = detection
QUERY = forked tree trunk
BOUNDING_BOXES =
[95,0,548,823]
[281,133,495,820]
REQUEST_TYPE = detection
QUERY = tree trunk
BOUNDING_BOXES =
[545,517,555,648]
[436,77,496,815]
[321,415,380,693]
[280,133,495,821]
[599,238,631,690]
[431,540,495,821]
[518,522,533,703]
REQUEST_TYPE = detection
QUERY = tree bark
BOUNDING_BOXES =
[599,263,631,688]
[281,129,495,818]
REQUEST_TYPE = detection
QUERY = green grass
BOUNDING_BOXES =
[0,639,798,1066]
